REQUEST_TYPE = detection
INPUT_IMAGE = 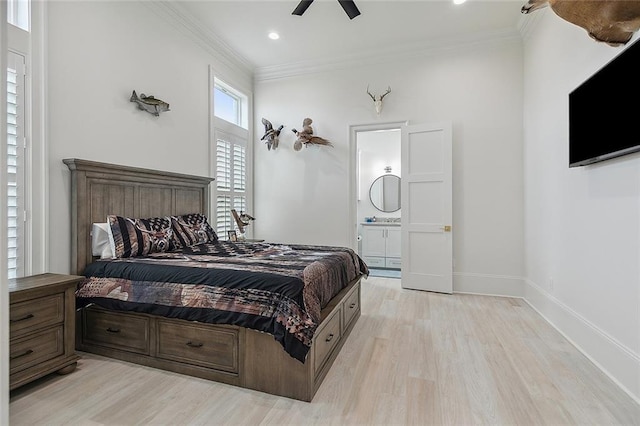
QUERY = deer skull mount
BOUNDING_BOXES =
[367,85,391,115]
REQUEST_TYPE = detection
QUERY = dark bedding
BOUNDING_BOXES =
[77,241,369,362]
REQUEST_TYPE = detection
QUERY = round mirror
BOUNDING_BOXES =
[369,174,401,212]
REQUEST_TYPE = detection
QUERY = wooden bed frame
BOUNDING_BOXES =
[64,158,362,401]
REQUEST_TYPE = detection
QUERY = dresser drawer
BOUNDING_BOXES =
[342,283,360,333]
[82,308,149,354]
[385,257,401,269]
[10,293,64,338]
[362,256,385,268]
[157,320,239,373]
[10,326,64,374]
[314,309,342,374]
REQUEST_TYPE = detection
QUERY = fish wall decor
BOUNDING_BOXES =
[130,90,170,116]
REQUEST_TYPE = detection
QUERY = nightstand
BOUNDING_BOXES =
[9,273,83,390]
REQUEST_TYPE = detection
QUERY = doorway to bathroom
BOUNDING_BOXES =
[349,121,453,291]
[352,123,403,279]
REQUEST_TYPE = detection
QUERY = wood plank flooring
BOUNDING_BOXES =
[10,277,640,425]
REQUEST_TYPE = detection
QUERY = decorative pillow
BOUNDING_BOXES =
[91,223,114,259]
[170,213,218,249]
[107,215,174,258]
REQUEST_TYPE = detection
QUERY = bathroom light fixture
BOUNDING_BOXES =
[384,166,392,173]
[453,0,467,4]
[268,32,280,40]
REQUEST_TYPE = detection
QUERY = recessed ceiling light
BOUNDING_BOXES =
[453,0,467,4]
[268,32,280,40]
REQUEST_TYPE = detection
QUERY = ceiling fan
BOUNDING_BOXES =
[292,0,361,20]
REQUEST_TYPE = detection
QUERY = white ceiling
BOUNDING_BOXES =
[176,0,528,72]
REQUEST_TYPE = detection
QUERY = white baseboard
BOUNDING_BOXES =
[524,279,640,404]
[453,272,524,298]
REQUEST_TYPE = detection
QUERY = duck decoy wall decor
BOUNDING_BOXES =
[130,90,170,116]
[261,118,284,151]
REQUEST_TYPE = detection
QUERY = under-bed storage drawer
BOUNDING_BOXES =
[157,320,239,373]
[342,283,360,333]
[81,308,150,354]
[314,309,342,374]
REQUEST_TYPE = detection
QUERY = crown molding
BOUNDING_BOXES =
[143,1,254,80]
[254,27,523,82]
[144,1,524,84]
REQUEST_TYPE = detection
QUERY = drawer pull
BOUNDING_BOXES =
[186,341,203,348]
[349,302,356,309]
[325,333,334,343]
[10,349,34,360]
[106,327,121,333]
[10,313,34,323]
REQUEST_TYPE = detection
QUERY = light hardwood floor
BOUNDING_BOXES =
[10,277,640,425]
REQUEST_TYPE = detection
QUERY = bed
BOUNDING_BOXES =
[64,158,368,401]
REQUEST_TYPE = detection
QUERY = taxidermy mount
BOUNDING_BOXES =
[261,118,284,150]
[521,0,640,46]
[367,85,391,115]
[130,90,170,116]
[292,118,333,151]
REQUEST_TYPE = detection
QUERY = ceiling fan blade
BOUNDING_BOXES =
[292,0,314,16]
[338,0,361,20]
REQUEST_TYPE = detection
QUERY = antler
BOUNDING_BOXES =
[379,86,391,100]
[366,85,376,101]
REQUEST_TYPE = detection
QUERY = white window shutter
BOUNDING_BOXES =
[6,51,26,279]
[214,132,248,239]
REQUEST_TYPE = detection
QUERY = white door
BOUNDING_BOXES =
[401,122,453,293]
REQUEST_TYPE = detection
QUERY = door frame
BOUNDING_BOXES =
[348,121,408,251]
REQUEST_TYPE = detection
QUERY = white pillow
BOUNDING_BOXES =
[91,223,115,259]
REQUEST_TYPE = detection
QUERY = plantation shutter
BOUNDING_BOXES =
[215,132,247,238]
[6,51,26,279]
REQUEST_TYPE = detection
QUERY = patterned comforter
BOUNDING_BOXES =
[77,241,369,362]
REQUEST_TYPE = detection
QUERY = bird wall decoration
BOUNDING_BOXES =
[260,118,284,151]
[292,118,332,151]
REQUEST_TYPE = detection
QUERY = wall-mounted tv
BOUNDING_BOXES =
[569,39,640,167]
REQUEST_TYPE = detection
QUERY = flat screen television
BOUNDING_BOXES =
[569,39,640,167]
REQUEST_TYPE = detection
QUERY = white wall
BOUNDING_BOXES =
[522,11,640,400]
[254,40,525,295]
[46,1,252,274]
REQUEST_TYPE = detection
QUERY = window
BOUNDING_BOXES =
[6,51,26,279]
[211,76,251,240]
[213,78,248,129]
[7,0,29,31]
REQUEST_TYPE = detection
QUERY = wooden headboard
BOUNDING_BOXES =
[64,159,214,275]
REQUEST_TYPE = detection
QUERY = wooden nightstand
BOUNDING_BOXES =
[9,273,83,390]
